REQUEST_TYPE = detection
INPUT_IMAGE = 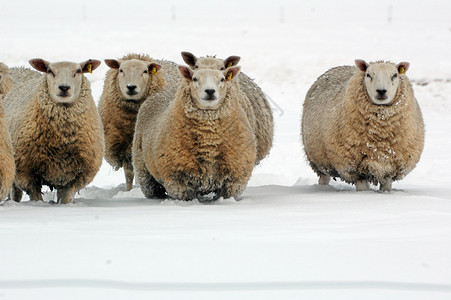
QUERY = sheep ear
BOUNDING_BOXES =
[224,56,241,68]
[178,66,193,80]
[148,63,161,74]
[81,59,101,74]
[224,66,241,81]
[397,62,410,74]
[29,58,50,73]
[105,59,120,69]
[355,59,369,72]
[181,52,197,68]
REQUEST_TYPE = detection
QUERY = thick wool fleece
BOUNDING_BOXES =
[1,64,42,99]
[0,63,12,97]
[0,94,15,200]
[192,57,273,164]
[237,72,274,164]
[134,80,256,200]
[98,54,169,171]
[5,75,104,195]
[302,65,424,186]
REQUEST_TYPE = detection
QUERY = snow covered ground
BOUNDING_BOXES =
[0,0,451,299]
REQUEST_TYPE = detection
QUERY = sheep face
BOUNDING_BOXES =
[181,51,241,70]
[179,66,241,109]
[104,59,161,101]
[29,59,101,104]
[355,59,410,105]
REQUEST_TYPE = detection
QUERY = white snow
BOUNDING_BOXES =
[1,1,451,299]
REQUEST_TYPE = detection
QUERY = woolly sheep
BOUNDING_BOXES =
[133,65,256,200]
[181,52,274,164]
[98,53,168,191]
[301,60,424,191]
[0,63,41,98]
[4,58,104,203]
[0,74,15,200]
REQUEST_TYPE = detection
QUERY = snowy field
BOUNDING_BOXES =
[1,0,451,299]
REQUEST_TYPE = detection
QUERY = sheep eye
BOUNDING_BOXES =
[143,70,148,74]
[48,69,55,77]
[220,67,225,70]
[193,77,198,82]
[76,69,81,74]
[119,69,123,73]
[366,73,372,80]
[391,73,398,80]
[194,65,199,69]
[220,78,225,82]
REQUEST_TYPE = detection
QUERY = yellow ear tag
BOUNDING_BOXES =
[151,66,157,74]
[227,62,233,68]
[87,63,92,74]
[227,72,233,80]
[399,66,405,74]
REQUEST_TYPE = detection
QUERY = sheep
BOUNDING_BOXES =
[98,53,170,191]
[301,59,424,191]
[0,75,15,200]
[4,58,104,203]
[133,65,256,201]
[0,62,42,98]
[181,52,274,164]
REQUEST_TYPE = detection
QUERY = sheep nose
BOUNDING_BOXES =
[376,89,387,96]
[205,89,215,96]
[59,85,70,93]
[127,85,137,92]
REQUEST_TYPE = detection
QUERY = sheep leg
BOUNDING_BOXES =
[57,185,76,204]
[379,181,392,192]
[355,180,369,191]
[221,180,246,200]
[10,183,23,202]
[318,174,330,185]
[124,163,134,191]
[28,186,43,201]
[140,173,166,199]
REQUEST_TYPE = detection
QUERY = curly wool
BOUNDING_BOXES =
[193,57,273,164]
[0,93,14,200]
[5,74,104,193]
[302,63,424,186]
[0,63,12,97]
[98,54,172,170]
[133,77,256,200]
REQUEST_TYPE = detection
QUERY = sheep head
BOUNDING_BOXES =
[29,58,101,104]
[105,58,161,101]
[179,65,240,110]
[181,51,240,71]
[355,59,410,106]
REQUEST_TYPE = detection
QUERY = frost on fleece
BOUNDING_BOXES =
[302,63,424,190]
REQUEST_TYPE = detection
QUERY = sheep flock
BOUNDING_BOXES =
[0,53,424,203]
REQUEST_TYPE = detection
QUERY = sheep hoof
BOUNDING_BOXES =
[355,180,369,191]
[28,187,43,201]
[11,185,23,202]
[318,174,330,185]
[57,186,76,204]
[124,166,134,191]
[379,181,392,192]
